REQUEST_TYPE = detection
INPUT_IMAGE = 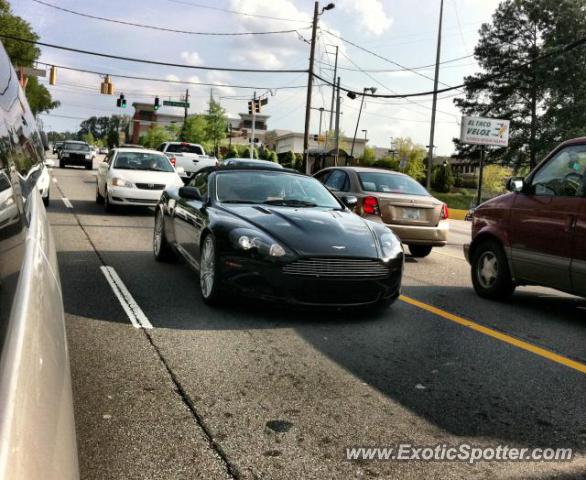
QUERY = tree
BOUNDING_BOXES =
[227,145,240,158]
[205,99,227,156]
[142,126,171,149]
[281,150,297,168]
[81,131,95,145]
[0,0,58,115]
[395,137,426,182]
[432,162,455,193]
[359,147,377,166]
[372,157,400,170]
[181,115,207,143]
[483,165,513,196]
[454,0,586,169]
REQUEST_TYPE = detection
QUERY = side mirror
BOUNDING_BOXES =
[178,186,202,200]
[342,195,358,209]
[506,176,524,193]
[176,166,185,175]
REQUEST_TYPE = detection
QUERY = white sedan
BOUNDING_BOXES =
[96,148,184,212]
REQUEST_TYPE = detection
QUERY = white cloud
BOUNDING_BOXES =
[180,51,203,66]
[166,74,180,82]
[230,51,284,69]
[339,0,392,35]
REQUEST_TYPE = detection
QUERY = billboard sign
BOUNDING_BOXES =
[460,116,510,147]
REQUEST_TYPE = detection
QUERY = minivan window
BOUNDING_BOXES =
[165,143,203,155]
[531,145,586,197]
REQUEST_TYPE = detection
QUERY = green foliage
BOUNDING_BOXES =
[165,123,180,141]
[483,165,513,196]
[432,162,455,193]
[454,0,586,168]
[0,0,58,115]
[260,148,278,162]
[372,157,400,170]
[141,126,172,149]
[359,146,377,166]
[281,150,297,168]
[205,99,227,155]
[227,145,240,158]
[431,191,476,210]
[394,137,427,182]
[181,114,207,143]
[81,131,95,145]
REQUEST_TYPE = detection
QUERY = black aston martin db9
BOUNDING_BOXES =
[153,166,404,309]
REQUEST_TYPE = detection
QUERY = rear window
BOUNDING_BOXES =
[64,142,90,152]
[358,172,429,196]
[166,143,204,155]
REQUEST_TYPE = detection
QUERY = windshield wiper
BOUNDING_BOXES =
[262,199,318,207]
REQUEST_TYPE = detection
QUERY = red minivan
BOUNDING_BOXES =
[465,138,586,299]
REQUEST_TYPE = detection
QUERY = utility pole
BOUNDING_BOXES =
[250,91,256,160]
[303,1,320,174]
[184,89,189,121]
[318,107,324,147]
[426,0,444,190]
[350,91,366,160]
[334,76,341,166]
[476,146,486,206]
[328,45,339,133]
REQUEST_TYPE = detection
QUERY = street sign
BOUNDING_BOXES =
[21,67,46,77]
[460,116,510,147]
[163,100,190,108]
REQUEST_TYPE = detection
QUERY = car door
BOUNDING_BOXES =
[571,184,586,296]
[510,144,586,292]
[97,150,115,196]
[173,170,210,264]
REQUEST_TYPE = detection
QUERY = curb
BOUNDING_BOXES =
[449,208,468,221]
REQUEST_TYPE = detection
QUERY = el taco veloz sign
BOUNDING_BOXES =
[460,116,510,147]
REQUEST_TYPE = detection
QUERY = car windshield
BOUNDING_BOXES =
[64,142,90,152]
[359,172,429,196]
[166,143,204,155]
[114,152,174,172]
[216,171,341,208]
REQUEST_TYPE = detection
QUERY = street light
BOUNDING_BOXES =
[321,3,335,14]
[349,87,376,160]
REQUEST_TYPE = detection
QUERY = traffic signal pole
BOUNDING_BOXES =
[303,2,319,174]
[250,91,256,160]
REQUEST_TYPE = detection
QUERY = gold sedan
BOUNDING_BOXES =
[314,166,450,258]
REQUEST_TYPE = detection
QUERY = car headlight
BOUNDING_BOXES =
[380,232,403,259]
[85,153,92,159]
[0,195,15,210]
[111,177,134,188]
[230,228,287,258]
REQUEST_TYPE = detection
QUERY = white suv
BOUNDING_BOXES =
[157,142,217,182]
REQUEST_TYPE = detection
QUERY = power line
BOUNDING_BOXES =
[31,0,306,36]
[315,56,475,73]
[35,60,309,91]
[312,31,586,99]
[166,0,311,24]
[322,29,461,92]
[1,34,307,73]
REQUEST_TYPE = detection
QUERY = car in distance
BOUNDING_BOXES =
[465,138,586,299]
[52,140,63,154]
[99,146,108,154]
[314,167,449,258]
[221,157,283,169]
[157,141,218,182]
[154,166,404,309]
[59,140,93,169]
[96,147,184,212]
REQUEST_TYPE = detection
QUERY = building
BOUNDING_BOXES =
[227,113,271,147]
[265,130,367,158]
[130,102,184,144]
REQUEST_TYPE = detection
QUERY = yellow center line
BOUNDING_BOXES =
[399,295,586,374]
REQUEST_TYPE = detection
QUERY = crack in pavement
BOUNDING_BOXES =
[53,181,239,480]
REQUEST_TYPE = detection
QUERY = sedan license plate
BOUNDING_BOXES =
[402,208,421,221]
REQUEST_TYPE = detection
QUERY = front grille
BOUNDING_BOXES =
[126,198,158,204]
[283,258,389,278]
[135,183,165,190]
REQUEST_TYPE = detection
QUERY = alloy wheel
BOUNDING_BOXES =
[200,236,215,299]
[477,251,498,289]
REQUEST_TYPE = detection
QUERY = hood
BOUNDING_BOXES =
[112,169,183,187]
[223,205,381,258]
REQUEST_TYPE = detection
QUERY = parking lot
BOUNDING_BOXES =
[48,156,586,479]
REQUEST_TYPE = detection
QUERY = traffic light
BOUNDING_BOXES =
[248,101,253,115]
[154,97,160,110]
[49,66,57,86]
[254,100,261,114]
[101,75,114,95]
[116,94,126,108]
[313,134,319,141]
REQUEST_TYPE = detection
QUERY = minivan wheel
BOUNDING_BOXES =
[408,244,433,258]
[471,240,515,299]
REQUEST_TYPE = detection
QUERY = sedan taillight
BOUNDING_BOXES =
[363,196,380,216]
[441,203,449,220]
[170,157,176,167]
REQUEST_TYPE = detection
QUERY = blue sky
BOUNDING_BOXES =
[13,0,502,154]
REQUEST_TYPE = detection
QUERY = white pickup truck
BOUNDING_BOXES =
[157,142,217,182]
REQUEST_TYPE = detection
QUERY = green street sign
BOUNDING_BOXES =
[163,100,190,108]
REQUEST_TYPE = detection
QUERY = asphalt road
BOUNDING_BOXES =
[46,156,586,479]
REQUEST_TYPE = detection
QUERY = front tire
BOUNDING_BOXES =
[104,187,115,213]
[96,183,104,204]
[471,239,515,299]
[85,162,92,170]
[153,210,177,262]
[199,234,223,305]
[408,244,433,258]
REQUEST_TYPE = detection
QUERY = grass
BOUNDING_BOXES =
[431,191,476,210]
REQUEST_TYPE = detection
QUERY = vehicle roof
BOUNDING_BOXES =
[557,137,586,147]
[113,147,164,154]
[63,140,88,144]
[164,141,203,146]
[319,165,411,177]
[216,165,302,175]
[223,158,283,166]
